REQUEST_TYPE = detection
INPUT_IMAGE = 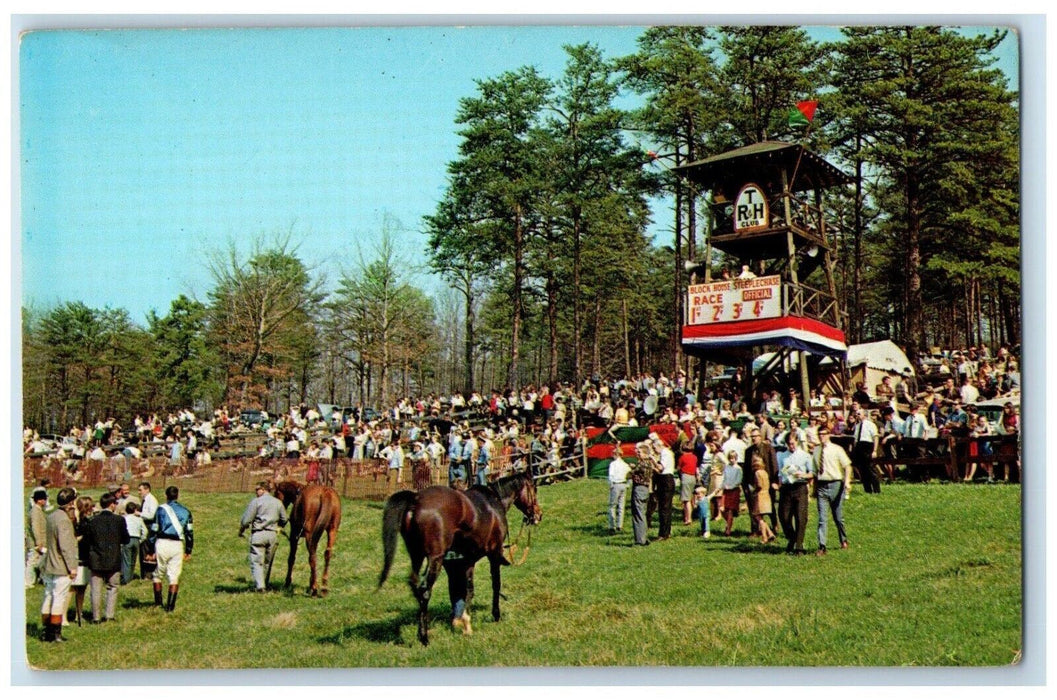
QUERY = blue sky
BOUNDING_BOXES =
[18,25,1019,323]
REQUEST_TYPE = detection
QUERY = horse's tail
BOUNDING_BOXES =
[306,488,341,543]
[378,490,416,589]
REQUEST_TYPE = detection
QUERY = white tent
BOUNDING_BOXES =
[847,340,914,399]
[848,340,915,376]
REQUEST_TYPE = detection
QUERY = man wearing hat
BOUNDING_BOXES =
[239,481,288,592]
[474,433,492,486]
[40,487,79,642]
[409,441,431,490]
[458,430,475,487]
[25,487,49,588]
[630,441,660,546]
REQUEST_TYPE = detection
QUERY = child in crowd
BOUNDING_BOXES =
[721,450,743,536]
[692,485,711,539]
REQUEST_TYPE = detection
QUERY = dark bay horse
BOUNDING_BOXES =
[280,483,342,597]
[378,472,542,645]
[272,480,304,508]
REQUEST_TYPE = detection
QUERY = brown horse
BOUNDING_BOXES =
[284,484,342,597]
[378,471,541,645]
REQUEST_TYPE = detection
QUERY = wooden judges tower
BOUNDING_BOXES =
[675,141,852,409]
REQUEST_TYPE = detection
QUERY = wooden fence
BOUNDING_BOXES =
[23,442,591,498]
[23,433,1017,497]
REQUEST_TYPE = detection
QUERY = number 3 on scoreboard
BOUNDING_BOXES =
[712,305,722,322]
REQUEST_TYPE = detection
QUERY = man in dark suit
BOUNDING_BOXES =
[84,492,130,623]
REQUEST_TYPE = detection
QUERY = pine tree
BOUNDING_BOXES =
[831,26,1018,358]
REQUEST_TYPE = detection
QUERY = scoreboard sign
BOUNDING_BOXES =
[733,182,769,232]
[686,275,783,325]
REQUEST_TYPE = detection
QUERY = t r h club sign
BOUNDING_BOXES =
[734,183,769,232]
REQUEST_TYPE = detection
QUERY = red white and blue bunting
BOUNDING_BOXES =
[682,316,847,359]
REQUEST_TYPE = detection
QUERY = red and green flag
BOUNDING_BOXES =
[788,100,818,127]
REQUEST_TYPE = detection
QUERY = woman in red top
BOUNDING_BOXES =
[678,449,700,526]
[1001,403,1018,435]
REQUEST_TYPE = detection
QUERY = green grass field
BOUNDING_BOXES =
[23,479,1021,669]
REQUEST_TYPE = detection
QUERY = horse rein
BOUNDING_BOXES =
[505,518,533,566]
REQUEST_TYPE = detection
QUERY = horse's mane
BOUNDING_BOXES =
[274,480,305,506]
[490,471,532,501]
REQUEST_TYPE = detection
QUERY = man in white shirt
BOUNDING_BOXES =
[850,408,881,494]
[380,437,405,493]
[720,430,748,467]
[607,445,632,533]
[901,402,930,479]
[960,377,980,406]
[137,482,159,579]
[812,427,852,555]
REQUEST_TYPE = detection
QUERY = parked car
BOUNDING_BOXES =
[972,396,1019,435]
[239,409,265,427]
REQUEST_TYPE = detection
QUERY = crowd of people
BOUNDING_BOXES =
[596,343,1020,550]
[23,340,1019,481]
[27,479,193,643]
[23,340,1022,649]
[602,411,854,555]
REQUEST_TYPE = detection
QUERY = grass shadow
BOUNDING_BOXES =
[724,540,790,555]
[212,579,260,595]
[122,597,162,610]
[570,524,619,539]
[321,609,422,646]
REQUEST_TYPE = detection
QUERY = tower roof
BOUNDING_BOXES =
[674,141,852,194]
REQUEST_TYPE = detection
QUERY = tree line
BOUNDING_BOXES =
[22,26,1019,432]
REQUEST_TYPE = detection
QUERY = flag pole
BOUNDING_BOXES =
[787,101,818,193]
[787,121,814,193]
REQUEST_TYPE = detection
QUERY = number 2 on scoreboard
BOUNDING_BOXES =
[712,305,722,322]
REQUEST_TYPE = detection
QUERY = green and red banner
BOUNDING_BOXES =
[788,100,818,127]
